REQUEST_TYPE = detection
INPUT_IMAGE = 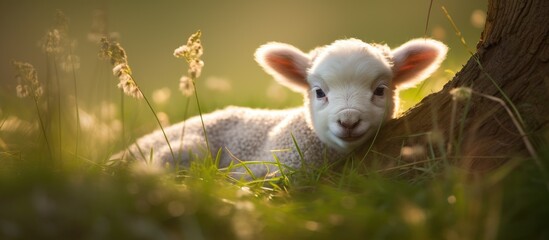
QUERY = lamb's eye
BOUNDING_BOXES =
[373,85,387,97]
[315,88,326,98]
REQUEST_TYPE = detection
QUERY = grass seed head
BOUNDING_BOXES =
[179,76,194,97]
[188,59,204,79]
[450,87,472,101]
[40,29,62,54]
[98,38,142,99]
[98,37,110,60]
[117,75,143,99]
[12,61,42,99]
[174,30,203,61]
[174,30,204,96]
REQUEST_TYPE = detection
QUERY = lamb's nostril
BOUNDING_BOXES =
[338,119,360,130]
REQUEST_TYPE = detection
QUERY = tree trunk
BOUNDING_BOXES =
[368,0,549,171]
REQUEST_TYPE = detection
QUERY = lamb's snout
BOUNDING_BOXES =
[337,118,360,130]
[331,109,368,141]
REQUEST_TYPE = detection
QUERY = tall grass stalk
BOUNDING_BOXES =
[440,5,516,117]
[439,5,475,56]
[177,97,191,171]
[448,97,457,155]
[472,92,545,181]
[129,73,176,163]
[69,47,80,160]
[174,30,209,160]
[290,133,305,171]
[120,89,126,159]
[456,95,473,155]
[191,79,211,159]
[424,0,434,37]
[429,97,448,163]
[225,147,257,180]
[448,95,473,156]
[177,97,191,155]
[50,53,63,162]
[439,3,527,130]
[272,152,289,185]
[30,85,52,161]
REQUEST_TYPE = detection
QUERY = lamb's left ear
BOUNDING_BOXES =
[391,39,448,89]
[255,42,311,92]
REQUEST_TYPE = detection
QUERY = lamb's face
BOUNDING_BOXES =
[255,38,447,153]
[306,40,394,152]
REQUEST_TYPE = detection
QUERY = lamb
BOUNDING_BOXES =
[121,38,448,178]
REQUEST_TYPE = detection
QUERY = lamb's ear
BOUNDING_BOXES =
[391,39,448,89]
[255,42,311,92]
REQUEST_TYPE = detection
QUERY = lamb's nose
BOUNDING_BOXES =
[337,119,360,130]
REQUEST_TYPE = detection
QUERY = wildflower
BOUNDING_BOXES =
[179,76,194,97]
[449,87,472,101]
[12,61,43,99]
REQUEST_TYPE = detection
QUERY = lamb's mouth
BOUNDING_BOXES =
[335,132,367,143]
[333,129,370,144]
[339,136,361,142]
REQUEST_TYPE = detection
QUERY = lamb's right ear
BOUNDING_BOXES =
[255,42,311,92]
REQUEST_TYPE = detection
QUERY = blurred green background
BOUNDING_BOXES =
[0,0,486,137]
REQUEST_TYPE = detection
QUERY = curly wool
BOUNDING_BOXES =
[125,106,343,177]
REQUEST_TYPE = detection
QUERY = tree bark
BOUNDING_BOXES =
[368,0,549,171]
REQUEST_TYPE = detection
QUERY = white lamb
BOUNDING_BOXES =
[122,38,448,177]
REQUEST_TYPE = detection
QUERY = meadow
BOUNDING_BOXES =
[1,1,548,239]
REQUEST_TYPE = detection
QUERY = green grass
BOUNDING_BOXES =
[1,6,549,240]
[1,146,548,239]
